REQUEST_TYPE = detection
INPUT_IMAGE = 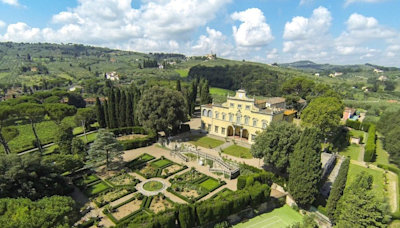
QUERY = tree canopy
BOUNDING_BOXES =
[87,129,123,169]
[250,121,301,174]
[301,96,344,135]
[137,86,187,134]
[288,128,322,207]
[44,103,77,125]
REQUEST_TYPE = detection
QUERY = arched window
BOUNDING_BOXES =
[208,110,213,118]
[252,118,258,127]
[229,113,234,122]
[202,109,207,117]
[245,116,250,125]
[215,112,219,119]
[222,113,226,120]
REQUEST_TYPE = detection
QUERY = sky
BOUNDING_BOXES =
[0,0,399,66]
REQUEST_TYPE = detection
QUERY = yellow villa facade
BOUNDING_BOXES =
[201,89,294,144]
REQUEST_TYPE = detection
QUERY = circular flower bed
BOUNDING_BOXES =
[143,181,164,191]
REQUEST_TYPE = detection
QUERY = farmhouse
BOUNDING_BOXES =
[201,89,293,144]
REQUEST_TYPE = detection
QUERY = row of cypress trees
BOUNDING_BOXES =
[95,85,141,129]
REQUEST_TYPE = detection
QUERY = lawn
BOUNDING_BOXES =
[346,164,384,196]
[143,181,164,191]
[83,181,111,197]
[125,153,155,169]
[375,138,390,166]
[78,132,98,143]
[339,144,360,161]
[175,69,189,77]
[233,205,302,228]
[209,87,235,96]
[199,178,220,191]
[188,136,224,148]
[43,144,59,155]
[350,129,365,142]
[152,159,172,168]
[223,145,253,159]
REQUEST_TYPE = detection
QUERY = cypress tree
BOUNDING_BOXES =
[200,80,212,105]
[186,88,194,116]
[176,79,181,91]
[326,157,350,223]
[108,89,117,129]
[119,91,127,127]
[191,80,197,114]
[288,128,322,207]
[104,99,109,128]
[114,88,121,126]
[125,92,134,127]
[95,97,106,128]
[132,84,141,126]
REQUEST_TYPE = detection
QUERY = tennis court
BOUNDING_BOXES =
[233,205,302,228]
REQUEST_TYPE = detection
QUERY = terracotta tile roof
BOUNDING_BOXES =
[265,97,286,104]
[284,110,297,116]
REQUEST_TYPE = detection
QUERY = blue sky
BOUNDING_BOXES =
[0,0,399,66]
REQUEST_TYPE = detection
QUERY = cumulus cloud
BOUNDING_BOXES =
[1,0,19,6]
[0,20,6,28]
[335,13,397,47]
[231,8,274,47]
[282,6,333,54]
[0,0,232,49]
[344,0,387,7]
[191,27,233,57]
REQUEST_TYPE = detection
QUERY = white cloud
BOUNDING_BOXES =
[0,20,6,28]
[1,0,19,6]
[191,27,233,57]
[0,22,42,42]
[231,8,274,47]
[344,0,387,7]
[282,6,333,54]
[335,13,397,46]
[267,48,279,60]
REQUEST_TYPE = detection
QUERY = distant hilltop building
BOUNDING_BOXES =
[314,73,320,77]
[105,71,120,81]
[205,53,217,60]
[201,89,295,144]
[373,68,384,73]
[329,72,343,77]
[378,75,387,81]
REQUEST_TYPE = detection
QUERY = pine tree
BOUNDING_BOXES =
[104,99,110,128]
[119,91,127,128]
[288,128,322,207]
[95,97,106,128]
[108,90,117,129]
[200,80,212,105]
[125,92,134,127]
[326,157,350,223]
[176,79,181,91]
[87,129,123,170]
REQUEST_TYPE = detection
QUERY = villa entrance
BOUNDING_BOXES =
[241,129,249,142]
[227,126,234,137]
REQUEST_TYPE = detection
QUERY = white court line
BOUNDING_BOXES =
[244,216,280,228]
[260,220,286,228]
[278,216,289,225]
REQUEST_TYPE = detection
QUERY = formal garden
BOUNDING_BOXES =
[133,156,188,179]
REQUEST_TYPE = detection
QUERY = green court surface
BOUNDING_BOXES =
[233,205,302,228]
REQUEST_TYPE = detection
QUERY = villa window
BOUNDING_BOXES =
[253,119,258,127]
[245,116,249,125]
[236,116,241,125]
[208,110,213,118]
[207,124,211,131]
[245,105,250,110]
[215,126,219,133]
[202,109,207,116]
[229,114,234,122]
[262,121,267,129]
[222,128,226,134]
[251,134,256,142]
[222,113,226,120]
[215,112,219,119]
[238,104,242,109]
[230,103,234,108]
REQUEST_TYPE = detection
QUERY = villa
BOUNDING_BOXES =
[200,89,295,144]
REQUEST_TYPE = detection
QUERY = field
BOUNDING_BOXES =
[346,163,384,195]
[175,69,189,77]
[210,87,235,96]
[375,138,390,166]
[188,136,225,148]
[339,144,360,161]
[223,145,253,159]
[233,205,302,228]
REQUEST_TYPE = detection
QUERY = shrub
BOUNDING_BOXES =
[237,176,247,190]
[245,176,254,188]
[364,124,376,162]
